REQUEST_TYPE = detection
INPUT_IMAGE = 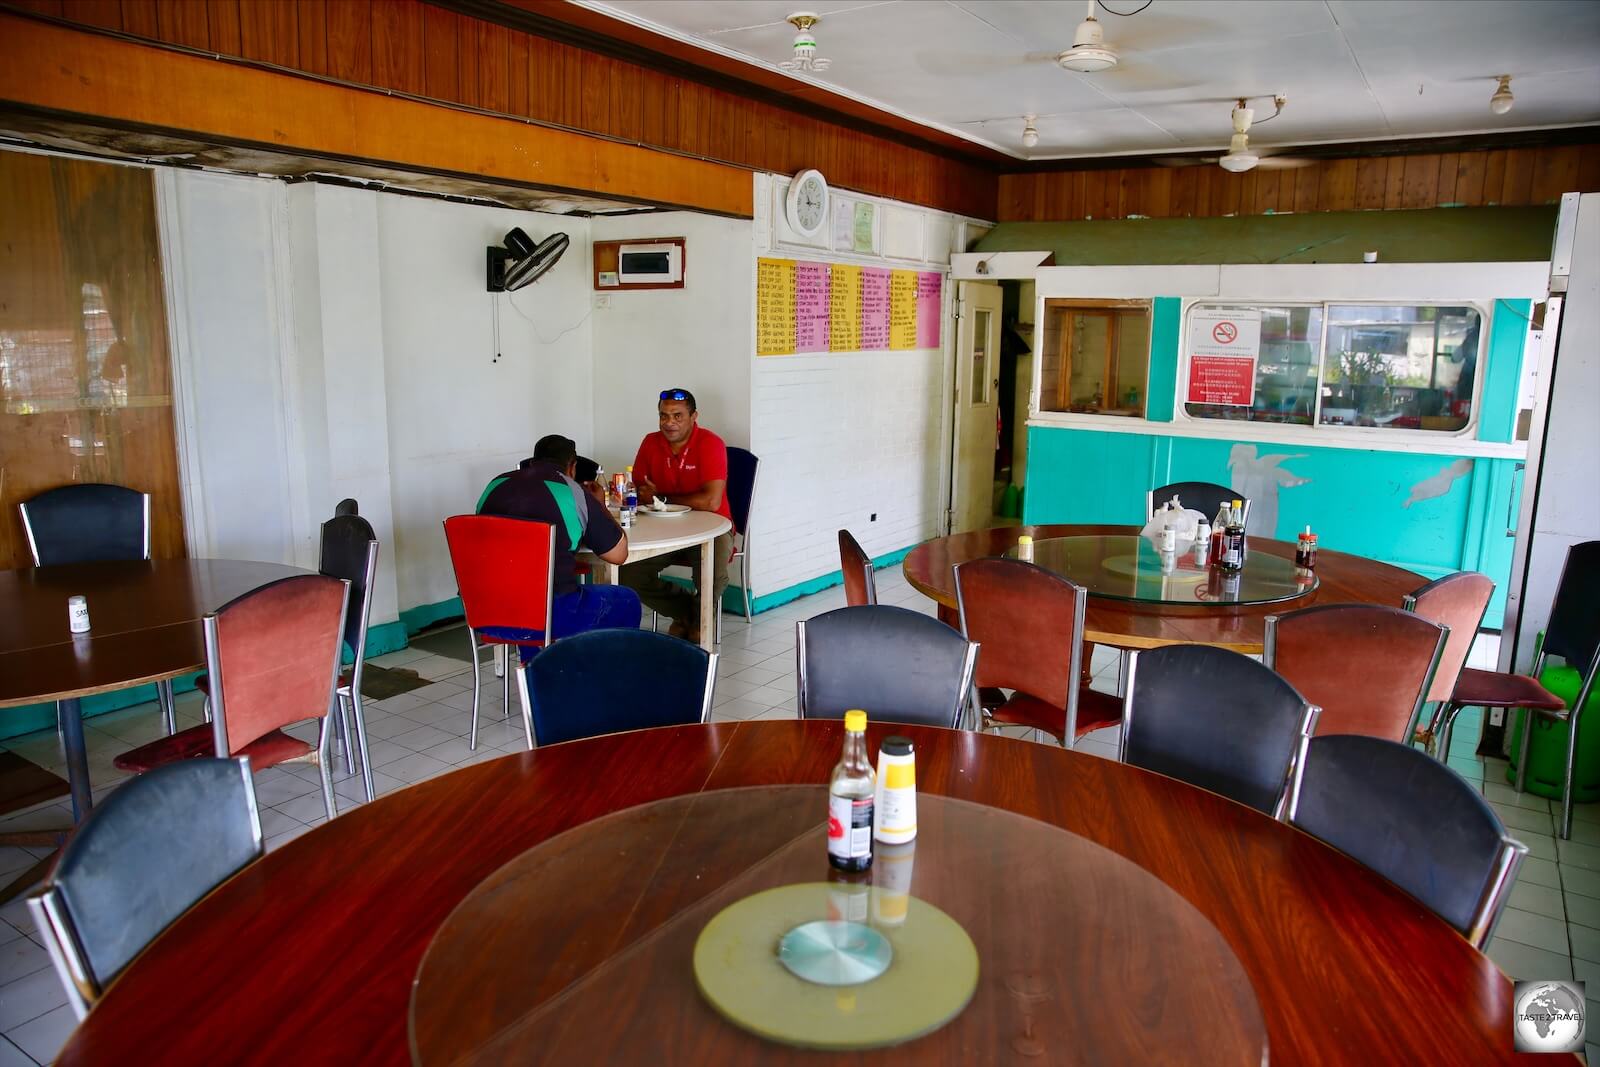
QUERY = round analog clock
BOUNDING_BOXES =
[786,169,829,237]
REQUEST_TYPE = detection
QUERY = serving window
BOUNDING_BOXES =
[1182,302,1482,433]
[1039,300,1151,417]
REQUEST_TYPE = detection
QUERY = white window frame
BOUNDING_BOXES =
[1175,297,1493,444]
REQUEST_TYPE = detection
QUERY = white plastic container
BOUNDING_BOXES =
[68,595,90,634]
[873,736,916,845]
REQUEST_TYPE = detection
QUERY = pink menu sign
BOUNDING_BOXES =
[860,268,891,349]
[916,272,942,349]
[794,262,830,353]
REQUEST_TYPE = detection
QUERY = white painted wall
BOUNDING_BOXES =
[159,170,592,627]
[588,212,753,471]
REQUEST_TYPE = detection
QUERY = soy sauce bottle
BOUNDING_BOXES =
[1219,500,1246,574]
[826,711,875,872]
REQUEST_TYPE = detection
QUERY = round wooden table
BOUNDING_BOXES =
[585,508,731,651]
[53,721,1559,1065]
[0,558,308,819]
[904,524,1425,653]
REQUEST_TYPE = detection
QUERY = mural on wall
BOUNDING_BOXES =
[1403,458,1475,509]
[1228,445,1310,537]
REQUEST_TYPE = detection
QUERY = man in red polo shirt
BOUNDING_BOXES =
[621,387,734,643]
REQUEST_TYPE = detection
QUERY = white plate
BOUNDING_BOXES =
[644,503,693,517]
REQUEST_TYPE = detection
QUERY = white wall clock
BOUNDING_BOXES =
[786,169,829,238]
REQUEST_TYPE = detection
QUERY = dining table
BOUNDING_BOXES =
[0,558,309,824]
[52,719,1565,1065]
[583,506,731,651]
[904,523,1425,655]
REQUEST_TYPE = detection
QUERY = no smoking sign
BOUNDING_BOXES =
[1212,320,1239,345]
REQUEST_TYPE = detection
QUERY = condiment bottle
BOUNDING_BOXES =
[1016,534,1033,562]
[1295,526,1318,570]
[1193,518,1211,566]
[873,736,916,844]
[1210,503,1230,562]
[1219,501,1245,574]
[68,595,90,634]
[827,711,875,872]
[1159,521,1176,554]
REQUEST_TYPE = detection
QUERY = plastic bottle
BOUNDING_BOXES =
[827,710,875,872]
[1193,518,1211,566]
[1210,502,1230,563]
[873,736,916,844]
[1219,501,1245,573]
[1016,534,1034,562]
[621,465,638,529]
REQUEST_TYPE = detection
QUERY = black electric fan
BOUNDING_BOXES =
[487,228,569,292]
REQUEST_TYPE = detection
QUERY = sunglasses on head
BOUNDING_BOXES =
[660,389,690,401]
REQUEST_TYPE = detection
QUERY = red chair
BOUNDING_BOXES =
[1264,604,1446,742]
[113,575,349,821]
[838,529,877,607]
[442,515,555,751]
[1402,571,1496,756]
[954,557,1121,747]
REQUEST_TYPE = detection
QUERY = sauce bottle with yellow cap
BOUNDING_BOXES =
[1016,535,1034,563]
[827,710,875,872]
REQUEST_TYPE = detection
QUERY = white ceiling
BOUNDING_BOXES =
[576,0,1600,160]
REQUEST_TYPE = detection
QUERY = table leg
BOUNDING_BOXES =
[56,698,93,823]
[699,539,715,651]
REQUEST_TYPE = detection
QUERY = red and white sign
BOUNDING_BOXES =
[1187,308,1262,407]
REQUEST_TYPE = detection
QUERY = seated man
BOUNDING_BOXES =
[478,434,641,637]
[621,387,734,643]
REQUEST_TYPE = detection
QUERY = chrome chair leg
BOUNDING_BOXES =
[468,631,483,751]
[1514,710,1534,792]
[345,689,375,803]
[157,679,177,735]
[1561,717,1580,840]
[513,654,535,749]
[332,690,356,776]
[316,716,338,822]
[1434,701,1461,760]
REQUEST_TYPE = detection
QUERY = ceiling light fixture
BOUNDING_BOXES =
[1021,115,1039,148]
[1489,75,1514,115]
[780,12,832,72]
[1058,1,1118,74]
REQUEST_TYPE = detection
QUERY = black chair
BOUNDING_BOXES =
[527,629,717,746]
[320,513,380,802]
[1288,735,1528,949]
[333,498,360,517]
[1120,644,1319,816]
[28,758,263,1018]
[1512,540,1600,839]
[1146,481,1249,526]
[19,483,176,735]
[726,447,761,625]
[797,605,978,730]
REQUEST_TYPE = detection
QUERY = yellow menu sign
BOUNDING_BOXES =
[756,258,796,357]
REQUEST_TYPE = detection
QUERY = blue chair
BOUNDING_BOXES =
[1146,481,1248,526]
[797,605,978,730]
[19,483,176,735]
[28,758,263,1018]
[1120,644,1319,816]
[1288,735,1527,949]
[726,447,760,625]
[526,629,717,746]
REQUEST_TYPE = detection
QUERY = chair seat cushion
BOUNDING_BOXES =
[1452,667,1566,712]
[113,724,312,774]
[477,626,548,648]
[988,688,1122,740]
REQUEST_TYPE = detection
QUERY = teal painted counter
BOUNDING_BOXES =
[1023,425,1522,626]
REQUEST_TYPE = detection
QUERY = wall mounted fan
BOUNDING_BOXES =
[487,228,570,292]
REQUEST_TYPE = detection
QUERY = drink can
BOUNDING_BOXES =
[68,595,90,633]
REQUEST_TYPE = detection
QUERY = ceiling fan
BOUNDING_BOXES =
[1154,96,1315,173]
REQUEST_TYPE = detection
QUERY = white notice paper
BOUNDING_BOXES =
[1186,308,1263,407]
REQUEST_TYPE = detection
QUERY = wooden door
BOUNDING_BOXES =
[950,281,1002,534]
[0,150,185,568]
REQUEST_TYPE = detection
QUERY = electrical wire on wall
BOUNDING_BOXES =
[502,285,593,346]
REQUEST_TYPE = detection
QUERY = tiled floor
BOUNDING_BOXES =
[0,564,1579,1061]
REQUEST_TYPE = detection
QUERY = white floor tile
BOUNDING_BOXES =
[0,966,68,1031]
[5,1003,75,1064]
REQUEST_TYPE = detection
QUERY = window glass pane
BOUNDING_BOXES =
[1039,301,1149,416]
[1319,305,1479,431]
[1184,304,1321,425]
[971,309,990,405]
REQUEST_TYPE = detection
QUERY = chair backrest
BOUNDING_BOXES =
[1404,572,1494,704]
[333,497,360,517]
[19,483,151,566]
[28,758,263,1018]
[797,605,978,730]
[838,529,877,607]
[528,629,716,746]
[442,514,557,640]
[1120,644,1318,816]
[1265,603,1446,741]
[206,575,348,755]
[726,447,759,538]
[955,557,1084,733]
[319,514,380,664]
[1147,481,1248,525]
[1544,541,1600,674]
[1289,734,1527,948]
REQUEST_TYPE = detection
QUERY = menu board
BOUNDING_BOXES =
[758,257,942,357]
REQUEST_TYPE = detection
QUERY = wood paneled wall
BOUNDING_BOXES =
[998,145,1600,222]
[0,151,184,569]
[13,0,996,218]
